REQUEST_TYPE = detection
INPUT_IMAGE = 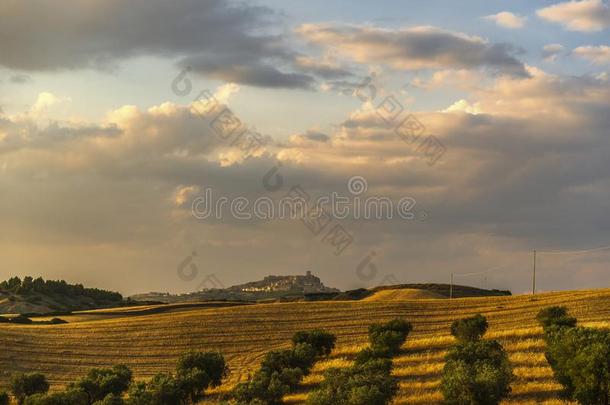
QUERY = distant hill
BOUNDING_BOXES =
[362,288,446,301]
[0,276,124,315]
[130,273,510,303]
[369,283,511,298]
[131,271,339,303]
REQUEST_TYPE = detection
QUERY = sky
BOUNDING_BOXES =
[1,0,610,296]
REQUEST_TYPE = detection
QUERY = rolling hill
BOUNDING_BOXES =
[0,276,125,315]
[1,287,609,404]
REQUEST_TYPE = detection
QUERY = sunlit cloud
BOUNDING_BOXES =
[573,45,610,64]
[537,0,610,32]
[483,12,527,29]
[297,24,528,77]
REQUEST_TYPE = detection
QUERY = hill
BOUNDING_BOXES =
[130,272,508,303]
[368,283,511,298]
[1,287,609,404]
[361,288,446,301]
[130,271,339,303]
[0,276,124,315]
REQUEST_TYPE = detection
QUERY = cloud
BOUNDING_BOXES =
[484,12,527,29]
[293,56,353,79]
[537,0,610,32]
[31,92,70,113]
[3,72,610,294]
[443,99,482,114]
[542,44,566,61]
[173,185,201,207]
[289,130,330,145]
[9,74,31,84]
[182,58,316,90]
[0,0,317,89]
[573,45,610,64]
[212,83,241,104]
[297,24,529,77]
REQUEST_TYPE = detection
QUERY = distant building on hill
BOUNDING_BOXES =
[231,271,339,294]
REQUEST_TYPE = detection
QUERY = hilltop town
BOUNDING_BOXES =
[130,271,339,303]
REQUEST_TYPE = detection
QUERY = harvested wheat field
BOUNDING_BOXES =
[2,288,610,404]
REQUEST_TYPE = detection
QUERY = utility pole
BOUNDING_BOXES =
[532,250,537,295]
[449,273,453,299]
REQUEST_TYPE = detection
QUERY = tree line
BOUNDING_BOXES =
[0,276,123,303]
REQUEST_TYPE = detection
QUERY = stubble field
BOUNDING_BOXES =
[2,288,610,404]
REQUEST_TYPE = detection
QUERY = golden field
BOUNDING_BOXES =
[2,288,610,404]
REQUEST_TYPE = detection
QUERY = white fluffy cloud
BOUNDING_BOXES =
[573,45,610,64]
[537,0,610,32]
[443,99,482,114]
[484,12,527,29]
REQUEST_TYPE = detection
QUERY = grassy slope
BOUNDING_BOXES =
[0,290,123,315]
[2,289,609,404]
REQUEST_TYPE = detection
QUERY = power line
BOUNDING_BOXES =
[453,264,510,278]
[448,241,610,298]
[450,264,511,299]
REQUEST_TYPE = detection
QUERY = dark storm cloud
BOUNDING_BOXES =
[0,0,319,89]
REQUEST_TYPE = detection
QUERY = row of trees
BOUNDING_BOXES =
[232,330,336,404]
[538,306,610,405]
[441,314,514,405]
[0,276,123,303]
[306,318,412,405]
[439,308,610,405]
[0,351,227,405]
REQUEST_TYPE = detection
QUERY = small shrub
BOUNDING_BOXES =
[306,359,397,405]
[292,330,337,356]
[175,351,227,402]
[92,393,125,405]
[0,391,9,405]
[69,365,132,403]
[260,344,316,376]
[24,389,89,405]
[537,306,577,330]
[234,368,304,405]
[368,319,412,356]
[353,347,391,366]
[10,373,50,404]
[450,314,488,343]
[124,382,155,405]
[143,373,185,405]
[233,340,322,404]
